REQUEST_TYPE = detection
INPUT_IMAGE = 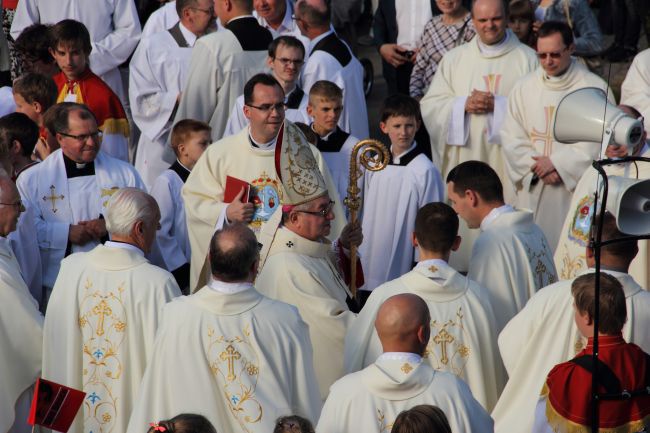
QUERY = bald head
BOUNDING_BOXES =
[209,223,259,282]
[375,294,431,355]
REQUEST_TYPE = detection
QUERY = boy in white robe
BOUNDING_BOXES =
[446,160,557,331]
[346,203,503,411]
[318,293,493,433]
[360,94,443,299]
[150,119,211,295]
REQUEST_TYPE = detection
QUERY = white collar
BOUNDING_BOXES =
[477,30,510,55]
[391,141,417,164]
[416,258,448,270]
[308,29,334,54]
[104,240,145,257]
[480,204,515,231]
[178,21,198,47]
[249,132,278,149]
[584,268,629,279]
[256,0,294,33]
[311,123,336,139]
[207,277,254,294]
[377,352,423,364]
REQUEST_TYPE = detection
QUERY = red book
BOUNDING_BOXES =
[224,176,251,203]
[28,378,85,432]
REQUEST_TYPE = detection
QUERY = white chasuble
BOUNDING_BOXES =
[359,151,443,291]
[468,209,557,332]
[126,287,321,433]
[621,48,650,125]
[16,150,145,288]
[0,238,43,433]
[42,245,181,433]
[317,356,494,433]
[501,60,612,250]
[553,148,650,287]
[182,124,346,291]
[492,270,650,433]
[344,262,504,411]
[130,28,193,189]
[255,227,356,400]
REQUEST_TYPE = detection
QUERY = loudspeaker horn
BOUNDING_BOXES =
[606,176,650,235]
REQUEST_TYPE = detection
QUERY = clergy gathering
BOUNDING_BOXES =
[3,0,650,432]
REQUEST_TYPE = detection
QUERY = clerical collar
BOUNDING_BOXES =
[583,268,628,279]
[416,258,448,270]
[63,152,95,178]
[391,141,418,165]
[377,352,423,364]
[105,240,144,257]
[178,21,197,47]
[543,58,574,81]
[207,277,254,294]
[480,204,515,231]
[170,159,191,183]
[308,29,334,55]
[248,132,278,149]
[477,30,510,55]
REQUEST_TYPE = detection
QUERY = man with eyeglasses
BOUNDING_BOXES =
[130,0,217,189]
[183,73,347,291]
[224,35,309,137]
[174,0,273,140]
[16,103,145,306]
[502,20,613,251]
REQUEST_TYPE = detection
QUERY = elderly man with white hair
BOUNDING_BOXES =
[41,187,181,433]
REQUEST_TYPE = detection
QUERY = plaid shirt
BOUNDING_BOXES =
[409,14,476,98]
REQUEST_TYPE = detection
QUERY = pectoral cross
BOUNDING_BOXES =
[530,106,556,156]
[220,344,241,381]
[92,300,112,336]
[42,185,64,213]
[482,74,502,94]
[433,329,455,365]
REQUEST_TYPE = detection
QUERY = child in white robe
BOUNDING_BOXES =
[150,119,211,294]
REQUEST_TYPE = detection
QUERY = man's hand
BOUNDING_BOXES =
[225,187,255,223]
[531,155,556,178]
[605,144,630,159]
[532,20,543,34]
[80,218,107,239]
[541,170,562,185]
[379,44,410,68]
[68,224,94,245]
[339,220,363,250]
[465,89,495,114]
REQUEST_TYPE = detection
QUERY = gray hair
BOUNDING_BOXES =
[105,187,159,237]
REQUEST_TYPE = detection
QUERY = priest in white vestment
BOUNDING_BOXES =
[174,0,273,140]
[492,212,650,433]
[183,75,346,290]
[127,223,321,433]
[621,48,650,126]
[502,22,612,250]
[346,203,504,411]
[16,104,145,294]
[0,177,43,433]
[554,106,650,287]
[42,188,181,433]
[420,0,538,272]
[318,294,493,433]
[446,161,557,331]
[130,0,215,189]
[10,0,141,104]
[142,1,181,38]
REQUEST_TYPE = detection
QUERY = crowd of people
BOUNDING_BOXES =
[2,0,650,432]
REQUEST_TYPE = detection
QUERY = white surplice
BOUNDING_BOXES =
[141,1,179,38]
[256,226,356,400]
[344,260,504,411]
[0,237,43,433]
[130,24,193,189]
[621,48,650,125]
[126,283,321,433]
[9,203,42,306]
[42,244,181,433]
[491,269,650,433]
[312,127,359,209]
[501,59,612,250]
[468,208,558,331]
[16,149,146,288]
[317,354,494,433]
[10,0,141,103]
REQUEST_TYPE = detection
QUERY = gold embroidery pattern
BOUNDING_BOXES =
[250,172,282,230]
[529,106,556,156]
[428,265,438,273]
[524,241,558,289]
[43,184,64,213]
[207,325,262,432]
[100,187,120,208]
[574,335,586,355]
[424,307,471,376]
[559,245,586,281]
[284,126,326,198]
[568,195,594,247]
[377,409,394,433]
[79,278,128,433]
[400,363,413,374]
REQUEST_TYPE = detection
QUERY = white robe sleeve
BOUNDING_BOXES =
[621,50,650,124]
[223,95,247,138]
[150,174,187,272]
[501,83,537,187]
[498,297,542,375]
[447,97,470,146]
[9,0,40,40]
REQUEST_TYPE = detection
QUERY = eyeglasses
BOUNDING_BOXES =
[291,14,304,24]
[246,102,286,113]
[58,130,103,142]
[190,5,214,15]
[295,200,335,218]
[0,199,24,211]
[537,47,568,60]
[274,57,304,67]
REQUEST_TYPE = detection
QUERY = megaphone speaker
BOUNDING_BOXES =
[606,176,650,235]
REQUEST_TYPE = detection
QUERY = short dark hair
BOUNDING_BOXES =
[12,72,58,109]
[171,119,211,155]
[14,24,56,71]
[446,160,504,203]
[572,272,627,335]
[509,0,534,21]
[147,414,217,433]
[51,102,97,135]
[414,203,459,254]
[391,405,452,433]
[243,73,283,106]
[209,223,259,282]
[273,415,315,433]
[590,212,638,263]
[268,35,305,59]
[0,113,40,158]
[49,19,92,56]
[380,94,421,122]
[537,20,574,47]
[42,104,64,137]
[296,0,330,27]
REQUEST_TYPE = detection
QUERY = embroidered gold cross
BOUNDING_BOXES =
[92,300,112,336]
[400,363,413,374]
[433,329,455,365]
[220,344,241,381]
[530,106,556,156]
[43,185,64,213]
